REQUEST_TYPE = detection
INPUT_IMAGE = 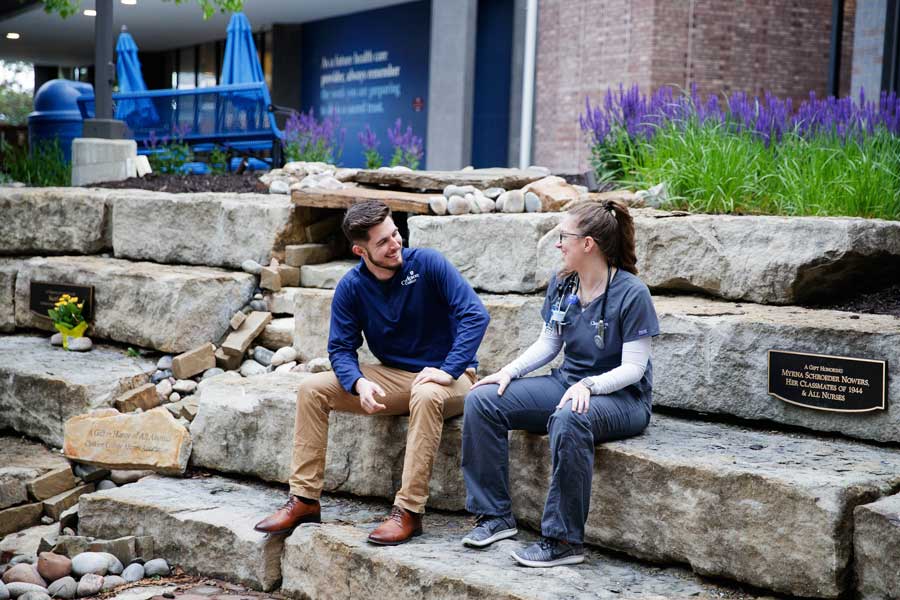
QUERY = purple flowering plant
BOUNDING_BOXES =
[144,122,193,174]
[580,84,900,219]
[387,118,423,170]
[283,108,345,164]
[359,124,382,169]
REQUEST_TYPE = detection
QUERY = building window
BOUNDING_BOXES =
[198,42,216,88]
[178,46,196,89]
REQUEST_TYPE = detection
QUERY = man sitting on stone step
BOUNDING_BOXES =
[254,199,490,545]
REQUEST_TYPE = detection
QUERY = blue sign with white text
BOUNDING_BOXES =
[300,1,431,168]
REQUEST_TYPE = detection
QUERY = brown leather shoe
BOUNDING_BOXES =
[367,506,423,546]
[253,495,321,534]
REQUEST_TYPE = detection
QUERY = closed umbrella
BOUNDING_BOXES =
[115,27,158,126]
[220,12,264,85]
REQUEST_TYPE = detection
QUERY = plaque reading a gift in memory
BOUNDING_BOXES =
[29,281,94,321]
[768,349,887,413]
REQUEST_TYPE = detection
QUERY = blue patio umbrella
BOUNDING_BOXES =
[220,13,265,86]
[115,28,158,126]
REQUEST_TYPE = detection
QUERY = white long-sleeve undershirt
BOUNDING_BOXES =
[500,323,652,395]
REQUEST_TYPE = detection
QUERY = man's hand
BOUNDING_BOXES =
[556,382,591,414]
[471,371,513,395]
[355,378,387,414]
[412,367,454,388]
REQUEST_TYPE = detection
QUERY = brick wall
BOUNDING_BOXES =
[533,0,856,172]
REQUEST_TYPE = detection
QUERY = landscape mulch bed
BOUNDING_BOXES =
[94,173,264,194]
[807,283,900,318]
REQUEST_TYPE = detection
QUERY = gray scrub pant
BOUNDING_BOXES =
[461,371,650,544]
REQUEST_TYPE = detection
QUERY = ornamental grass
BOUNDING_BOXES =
[580,85,900,220]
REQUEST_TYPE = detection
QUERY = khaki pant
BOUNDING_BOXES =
[289,364,475,514]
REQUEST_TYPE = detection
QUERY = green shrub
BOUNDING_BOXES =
[0,137,70,186]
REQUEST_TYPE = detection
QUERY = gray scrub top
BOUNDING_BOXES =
[541,269,660,405]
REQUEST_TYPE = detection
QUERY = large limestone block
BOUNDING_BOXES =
[189,374,465,510]
[0,258,21,332]
[350,167,549,192]
[64,408,192,474]
[14,256,256,353]
[652,296,900,444]
[78,476,287,590]
[508,417,900,598]
[289,287,547,375]
[0,335,155,446]
[408,214,562,293]
[299,260,357,289]
[281,498,735,600]
[111,191,306,268]
[292,288,375,362]
[854,495,900,600]
[0,187,112,255]
[257,317,293,350]
[534,210,900,304]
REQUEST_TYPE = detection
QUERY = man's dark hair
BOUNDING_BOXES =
[341,200,392,243]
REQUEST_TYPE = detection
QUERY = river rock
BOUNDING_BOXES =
[70,553,108,578]
[522,175,580,211]
[154,380,172,399]
[446,195,469,215]
[35,553,69,583]
[18,593,50,600]
[49,334,62,347]
[252,347,274,366]
[1,565,45,587]
[5,584,45,598]
[63,408,192,475]
[270,347,297,367]
[171,380,197,395]
[46,577,75,599]
[120,564,143,583]
[99,575,125,592]
[428,196,447,216]
[239,360,267,378]
[142,559,168,577]
[524,191,542,212]
[500,189,525,213]
[74,574,102,597]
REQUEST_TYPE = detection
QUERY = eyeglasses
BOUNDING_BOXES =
[558,231,585,244]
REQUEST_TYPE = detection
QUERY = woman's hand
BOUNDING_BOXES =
[556,382,591,414]
[471,371,513,395]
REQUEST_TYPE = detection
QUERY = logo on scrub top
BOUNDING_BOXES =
[401,270,420,286]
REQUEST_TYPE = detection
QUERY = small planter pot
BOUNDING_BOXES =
[54,321,88,350]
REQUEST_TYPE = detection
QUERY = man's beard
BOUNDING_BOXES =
[367,252,403,272]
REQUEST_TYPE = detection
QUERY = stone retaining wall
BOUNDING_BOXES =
[409,211,900,304]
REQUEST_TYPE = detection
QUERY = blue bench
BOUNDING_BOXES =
[77,82,288,168]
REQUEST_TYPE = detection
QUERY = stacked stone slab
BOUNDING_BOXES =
[0,258,21,332]
[0,335,155,446]
[78,476,287,591]
[408,211,900,302]
[0,436,74,536]
[0,187,114,255]
[14,256,255,353]
[110,191,307,269]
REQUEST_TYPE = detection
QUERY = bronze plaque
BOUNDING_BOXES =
[768,349,887,413]
[29,281,94,321]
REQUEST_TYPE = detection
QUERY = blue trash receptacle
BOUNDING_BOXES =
[27,79,94,163]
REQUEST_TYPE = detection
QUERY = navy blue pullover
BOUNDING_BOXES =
[327,247,490,393]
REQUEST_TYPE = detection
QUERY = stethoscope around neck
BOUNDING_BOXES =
[548,265,612,349]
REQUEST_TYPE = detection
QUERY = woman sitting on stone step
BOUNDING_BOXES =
[460,199,659,568]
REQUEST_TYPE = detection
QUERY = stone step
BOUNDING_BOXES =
[110,191,306,269]
[266,286,302,315]
[77,474,763,600]
[854,494,900,600]
[0,258,21,332]
[77,475,285,591]
[14,256,256,353]
[188,371,900,598]
[0,334,155,446]
[299,260,357,289]
[653,296,900,443]
[280,497,760,600]
[1,187,113,256]
[1,435,72,521]
[408,211,900,303]
[289,287,900,444]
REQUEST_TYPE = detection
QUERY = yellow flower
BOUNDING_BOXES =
[69,296,79,303]
[77,303,83,309]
